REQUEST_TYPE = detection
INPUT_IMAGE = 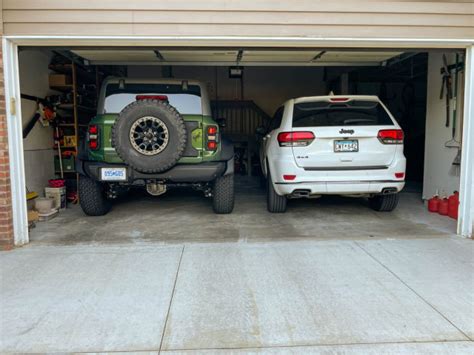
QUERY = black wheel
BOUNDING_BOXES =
[369,193,399,212]
[112,99,187,173]
[267,171,287,213]
[212,174,235,214]
[78,175,111,216]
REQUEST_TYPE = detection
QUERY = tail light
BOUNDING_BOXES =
[378,129,404,144]
[88,125,99,150]
[206,125,218,151]
[277,131,315,147]
[136,95,169,101]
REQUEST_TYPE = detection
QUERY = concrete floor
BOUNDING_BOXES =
[2,178,472,353]
[29,177,457,245]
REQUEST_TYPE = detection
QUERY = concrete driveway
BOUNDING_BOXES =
[1,238,473,353]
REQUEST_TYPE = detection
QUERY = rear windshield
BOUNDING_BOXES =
[104,83,202,114]
[292,100,394,127]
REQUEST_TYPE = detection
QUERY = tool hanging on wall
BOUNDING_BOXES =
[445,53,461,149]
[21,94,60,138]
[440,54,453,128]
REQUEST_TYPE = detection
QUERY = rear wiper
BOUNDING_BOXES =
[343,119,375,125]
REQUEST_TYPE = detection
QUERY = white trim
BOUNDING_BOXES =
[458,45,474,238]
[2,39,28,246]
[2,35,473,244]
[4,35,474,48]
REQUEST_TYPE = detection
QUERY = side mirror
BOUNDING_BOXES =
[216,118,226,128]
[255,126,266,136]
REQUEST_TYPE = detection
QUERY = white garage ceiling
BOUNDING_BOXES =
[71,49,403,66]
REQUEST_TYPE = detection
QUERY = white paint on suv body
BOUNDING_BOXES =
[262,95,406,196]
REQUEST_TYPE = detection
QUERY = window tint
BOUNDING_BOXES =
[104,83,202,114]
[292,100,394,127]
[268,106,284,131]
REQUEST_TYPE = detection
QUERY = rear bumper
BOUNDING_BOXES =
[269,155,406,196]
[274,180,405,196]
[78,158,233,183]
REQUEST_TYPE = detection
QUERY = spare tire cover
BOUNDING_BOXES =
[112,99,187,173]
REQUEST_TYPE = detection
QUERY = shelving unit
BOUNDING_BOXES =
[49,61,99,200]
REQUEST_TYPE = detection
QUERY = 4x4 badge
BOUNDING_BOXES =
[339,129,354,134]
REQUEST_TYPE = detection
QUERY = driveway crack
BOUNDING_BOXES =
[159,244,185,352]
[354,241,472,341]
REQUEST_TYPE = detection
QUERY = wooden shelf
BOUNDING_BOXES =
[57,103,95,113]
[50,85,73,92]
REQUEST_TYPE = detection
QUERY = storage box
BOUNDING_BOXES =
[55,155,75,172]
[49,74,72,87]
[45,187,67,210]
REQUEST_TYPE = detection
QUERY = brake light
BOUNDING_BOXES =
[206,125,218,151]
[378,129,404,144]
[330,97,350,102]
[277,131,315,147]
[395,172,405,179]
[88,125,99,150]
[283,175,296,181]
[136,95,169,101]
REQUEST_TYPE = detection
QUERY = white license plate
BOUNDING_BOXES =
[101,167,127,181]
[334,139,359,152]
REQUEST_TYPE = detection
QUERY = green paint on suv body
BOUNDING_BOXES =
[88,113,222,164]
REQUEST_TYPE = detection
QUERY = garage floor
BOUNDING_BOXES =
[2,178,472,353]
[29,177,456,245]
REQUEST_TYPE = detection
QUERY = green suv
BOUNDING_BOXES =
[77,78,235,215]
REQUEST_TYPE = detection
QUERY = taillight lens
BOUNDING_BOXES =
[206,125,218,151]
[377,129,404,144]
[88,125,99,150]
[277,131,315,147]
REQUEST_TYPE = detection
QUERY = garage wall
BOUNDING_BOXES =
[423,52,464,200]
[2,1,473,39]
[127,66,326,115]
[19,49,55,195]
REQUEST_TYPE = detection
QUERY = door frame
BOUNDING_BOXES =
[2,35,473,244]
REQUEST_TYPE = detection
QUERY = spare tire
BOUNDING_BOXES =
[112,99,187,173]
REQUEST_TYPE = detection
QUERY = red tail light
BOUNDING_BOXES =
[377,129,404,144]
[206,125,218,151]
[88,125,99,150]
[395,172,405,179]
[330,97,350,102]
[136,95,168,101]
[277,131,315,147]
[283,175,296,181]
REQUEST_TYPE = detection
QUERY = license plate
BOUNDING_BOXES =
[334,139,359,152]
[101,167,127,181]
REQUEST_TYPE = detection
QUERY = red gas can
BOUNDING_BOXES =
[438,198,449,216]
[428,196,440,212]
[448,191,459,219]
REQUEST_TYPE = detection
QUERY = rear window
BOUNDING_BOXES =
[104,83,202,114]
[292,100,394,127]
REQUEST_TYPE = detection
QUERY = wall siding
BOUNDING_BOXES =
[1,1,473,39]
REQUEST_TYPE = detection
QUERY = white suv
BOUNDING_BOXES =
[259,95,406,213]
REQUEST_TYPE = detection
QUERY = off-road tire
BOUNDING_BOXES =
[78,175,112,216]
[112,99,187,173]
[212,174,235,214]
[369,193,399,212]
[267,171,287,213]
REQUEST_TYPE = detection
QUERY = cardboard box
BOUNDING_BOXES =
[45,187,67,210]
[49,74,72,87]
[28,210,39,223]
